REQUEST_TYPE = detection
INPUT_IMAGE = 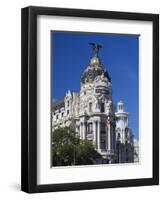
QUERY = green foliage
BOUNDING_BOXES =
[52,127,101,166]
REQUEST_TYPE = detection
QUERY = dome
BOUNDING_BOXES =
[90,57,100,66]
[117,100,124,105]
[81,56,111,84]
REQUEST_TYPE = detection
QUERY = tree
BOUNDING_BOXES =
[75,139,101,165]
[52,127,101,166]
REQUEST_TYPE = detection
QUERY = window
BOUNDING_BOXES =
[117,133,121,141]
[101,122,106,134]
[126,148,129,162]
[125,128,128,140]
[89,102,92,112]
[67,110,69,115]
[56,115,58,120]
[119,104,124,111]
[101,102,105,112]
[87,123,93,134]
[101,139,106,150]
[62,112,64,117]
[67,100,69,107]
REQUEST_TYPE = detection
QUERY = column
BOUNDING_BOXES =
[107,123,111,152]
[97,120,101,150]
[113,125,116,151]
[110,125,114,152]
[122,129,125,144]
[93,121,96,148]
[80,123,83,140]
[83,122,86,140]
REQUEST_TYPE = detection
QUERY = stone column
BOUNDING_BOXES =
[80,123,83,140]
[93,121,96,148]
[83,122,86,140]
[107,122,111,152]
[110,124,115,153]
[113,125,116,152]
[110,125,112,151]
[122,129,125,144]
[97,120,101,150]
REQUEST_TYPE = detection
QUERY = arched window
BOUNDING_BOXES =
[117,133,121,141]
[89,102,92,112]
[101,102,105,113]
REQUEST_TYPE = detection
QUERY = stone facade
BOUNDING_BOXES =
[52,44,139,164]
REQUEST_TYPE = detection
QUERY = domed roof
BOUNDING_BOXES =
[81,56,111,84]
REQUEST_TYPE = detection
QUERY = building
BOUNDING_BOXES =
[52,43,139,164]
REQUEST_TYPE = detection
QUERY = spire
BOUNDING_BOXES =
[89,43,102,57]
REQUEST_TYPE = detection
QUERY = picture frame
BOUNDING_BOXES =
[21,6,159,193]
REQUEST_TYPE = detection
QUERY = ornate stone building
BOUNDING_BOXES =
[52,43,139,164]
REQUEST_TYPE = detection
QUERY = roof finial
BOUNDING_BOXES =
[89,43,102,57]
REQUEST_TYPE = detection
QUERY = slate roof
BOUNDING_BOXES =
[52,99,65,112]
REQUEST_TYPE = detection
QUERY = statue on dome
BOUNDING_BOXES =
[89,43,102,57]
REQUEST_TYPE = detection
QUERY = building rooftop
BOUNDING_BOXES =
[52,98,65,112]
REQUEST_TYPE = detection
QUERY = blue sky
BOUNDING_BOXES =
[51,31,139,139]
